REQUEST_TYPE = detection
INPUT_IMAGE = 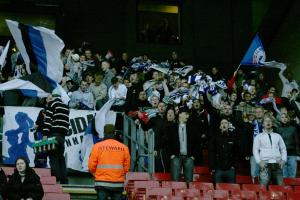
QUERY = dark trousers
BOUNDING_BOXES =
[48,135,68,184]
[170,155,194,182]
[214,168,236,183]
[96,186,123,200]
[155,149,168,172]
[259,163,283,186]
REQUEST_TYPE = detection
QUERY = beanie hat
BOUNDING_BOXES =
[104,124,116,135]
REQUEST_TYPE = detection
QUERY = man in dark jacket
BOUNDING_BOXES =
[209,118,238,183]
[276,113,299,177]
[43,88,70,184]
[188,99,209,165]
[166,108,196,183]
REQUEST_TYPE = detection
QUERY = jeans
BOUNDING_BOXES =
[283,156,297,178]
[250,156,259,178]
[170,155,194,182]
[48,135,68,184]
[96,186,123,200]
[214,168,236,183]
[259,163,283,186]
[155,149,168,172]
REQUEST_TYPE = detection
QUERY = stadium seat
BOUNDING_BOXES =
[194,175,213,182]
[194,166,210,175]
[125,172,151,195]
[146,187,172,199]
[259,190,284,200]
[152,172,171,181]
[42,184,63,193]
[294,186,300,191]
[40,176,56,185]
[174,188,200,198]
[268,185,293,199]
[215,183,241,192]
[161,181,187,189]
[193,166,212,182]
[236,175,253,184]
[212,189,229,199]
[33,168,52,177]
[242,184,267,192]
[284,178,300,186]
[126,172,151,183]
[2,167,52,177]
[189,182,214,195]
[133,180,160,200]
[1,167,14,176]
[170,196,184,200]
[240,190,258,200]
[288,192,300,200]
[230,190,258,200]
[43,193,70,200]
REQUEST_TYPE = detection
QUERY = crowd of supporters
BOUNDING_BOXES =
[0,41,300,184]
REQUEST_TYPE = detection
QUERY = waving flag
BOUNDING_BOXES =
[6,19,64,82]
[80,99,116,171]
[240,34,266,66]
[0,20,69,103]
[0,40,10,70]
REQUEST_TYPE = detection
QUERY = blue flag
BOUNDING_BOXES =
[240,34,266,66]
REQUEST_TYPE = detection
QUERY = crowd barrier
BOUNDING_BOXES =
[123,115,155,173]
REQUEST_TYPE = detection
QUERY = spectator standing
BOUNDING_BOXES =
[253,116,287,186]
[166,108,196,183]
[101,60,115,88]
[6,157,44,200]
[209,119,238,183]
[189,99,209,165]
[108,77,127,106]
[250,106,264,183]
[88,124,130,200]
[90,73,107,110]
[43,89,70,184]
[276,113,299,177]
[279,66,299,98]
[69,80,95,110]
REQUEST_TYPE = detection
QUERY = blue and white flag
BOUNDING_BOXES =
[240,34,266,66]
[80,99,116,171]
[0,20,69,103]
[0,40,10,70]
[6,19,64,82]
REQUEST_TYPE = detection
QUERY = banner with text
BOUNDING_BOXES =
[2,106,101,172]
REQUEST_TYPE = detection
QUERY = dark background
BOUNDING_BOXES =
[0,0,299,79]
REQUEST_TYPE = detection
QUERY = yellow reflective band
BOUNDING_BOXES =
[97,164,123,169]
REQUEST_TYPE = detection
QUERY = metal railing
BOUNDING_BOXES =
[123,115,155,173]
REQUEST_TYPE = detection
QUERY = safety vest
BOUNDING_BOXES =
[88,139,131,187]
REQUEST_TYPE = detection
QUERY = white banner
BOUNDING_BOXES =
[2,106,103,172]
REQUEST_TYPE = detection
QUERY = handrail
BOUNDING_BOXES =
[123,115,155,173]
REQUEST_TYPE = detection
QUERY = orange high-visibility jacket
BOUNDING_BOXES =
[88,139,131,184]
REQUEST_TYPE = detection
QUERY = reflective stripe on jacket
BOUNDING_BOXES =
[88,139,131,183]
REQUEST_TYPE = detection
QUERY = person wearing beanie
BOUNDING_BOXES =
[88,124,130,200]
[43,88,70,184]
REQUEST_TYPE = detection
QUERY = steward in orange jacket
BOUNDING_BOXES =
[88,124,130,199]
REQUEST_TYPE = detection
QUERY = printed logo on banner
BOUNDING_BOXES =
[2,106,102,172]
[253,47,266,64]
[4,112,34,164]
